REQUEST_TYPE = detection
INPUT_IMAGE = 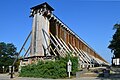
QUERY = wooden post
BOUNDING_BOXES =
[10,66,13,78]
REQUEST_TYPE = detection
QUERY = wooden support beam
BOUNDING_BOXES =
[23,46,30,58]
[42,44,51,56]
[68,43,77,56]
[90,55,100,64]
[12,31,32,66]
[58,37,72,52]
[55,36,70,53]
[42,29,64,57]
[80,50,92,62]
[74,48,85,63]
[79,49,90,64]
[49,46,57,56]
[75,47,88,64]
[49,32,66,56]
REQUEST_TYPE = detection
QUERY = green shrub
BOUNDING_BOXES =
[19,55,78,79]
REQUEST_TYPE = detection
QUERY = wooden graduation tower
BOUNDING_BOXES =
[20,2,109,68]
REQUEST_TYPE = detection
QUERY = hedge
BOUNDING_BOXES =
[19,56,78,79]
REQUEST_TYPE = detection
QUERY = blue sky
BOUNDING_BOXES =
[0,0,120,63]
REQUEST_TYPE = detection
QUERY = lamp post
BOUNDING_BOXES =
[11,66,13,78]
[9,66,13,78]
[9,53,17,78]
[2,66,4,73]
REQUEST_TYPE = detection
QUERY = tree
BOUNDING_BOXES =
[108,23,120,58]
[0,42,18,73]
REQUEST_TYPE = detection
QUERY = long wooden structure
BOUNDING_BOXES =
[19,2,109,68]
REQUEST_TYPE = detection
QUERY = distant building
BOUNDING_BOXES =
[112,57,120,66]
[20,2,109,68]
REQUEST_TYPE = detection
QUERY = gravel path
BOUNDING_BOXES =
[0,73,10,80]
[0,73,120,80]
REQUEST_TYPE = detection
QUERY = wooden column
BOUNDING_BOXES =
[56,23,59,37]
[58,24,60,38]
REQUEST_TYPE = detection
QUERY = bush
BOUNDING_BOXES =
[19,56,78,79]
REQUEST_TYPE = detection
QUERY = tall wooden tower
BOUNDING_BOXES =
[30,3,54,57]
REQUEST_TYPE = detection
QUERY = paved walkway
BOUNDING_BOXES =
[0,73,120,80]
[0,73,10,80]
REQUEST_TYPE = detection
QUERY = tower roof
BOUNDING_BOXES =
[30,2,54,11]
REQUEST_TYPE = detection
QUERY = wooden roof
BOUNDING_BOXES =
[30,2,54,11]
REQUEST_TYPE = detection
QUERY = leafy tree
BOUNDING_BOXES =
[108,23,120,58]
[0,42,18,73]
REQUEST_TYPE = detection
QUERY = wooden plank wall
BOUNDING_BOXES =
[49,19,106,63]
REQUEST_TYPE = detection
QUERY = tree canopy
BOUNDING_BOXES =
[0,42,18,72]
[108,23,120,58]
